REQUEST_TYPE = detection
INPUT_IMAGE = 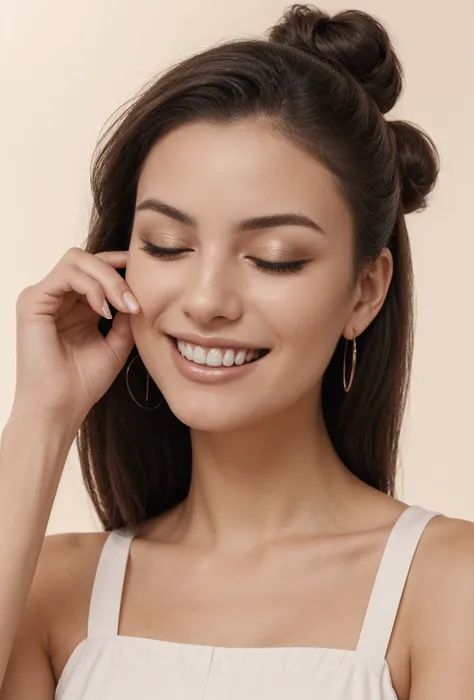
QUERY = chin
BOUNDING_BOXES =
[166,397,266,433]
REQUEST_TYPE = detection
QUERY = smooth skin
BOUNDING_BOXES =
[1,119,474,699]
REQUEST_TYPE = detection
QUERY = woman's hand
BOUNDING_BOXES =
[12,247,139,428]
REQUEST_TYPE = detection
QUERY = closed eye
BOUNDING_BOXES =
[139,240,191,258]
[248,258,307,274]
[139,239,308,274]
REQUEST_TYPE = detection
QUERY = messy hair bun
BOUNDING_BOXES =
[388,120,440,213]
[269,4,439,212]
[268,4,403,114]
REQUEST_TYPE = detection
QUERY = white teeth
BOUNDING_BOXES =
[206,349,223,367]
[192,346,207,365]
[175,339,264,368]
[234,350,246,365]
[223,350,235,367]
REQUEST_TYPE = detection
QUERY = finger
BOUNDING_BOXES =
[104,311,135,368]
[64,249,139,315]
[30,248,138,317]
[25,268,114,320]
[93,250,129,267]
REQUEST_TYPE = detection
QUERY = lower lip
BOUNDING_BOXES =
[167,336,267,384]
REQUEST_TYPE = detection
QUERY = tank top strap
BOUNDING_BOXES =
[356,505,441,660]
[88,528,135,638]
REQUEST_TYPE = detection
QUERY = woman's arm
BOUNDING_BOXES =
[0,413,76,691]
[409,517,474,698]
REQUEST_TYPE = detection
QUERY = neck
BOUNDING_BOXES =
[175,393,367,549]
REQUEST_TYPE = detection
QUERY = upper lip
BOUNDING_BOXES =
[167,332,266,350]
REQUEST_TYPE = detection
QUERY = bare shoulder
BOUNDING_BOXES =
[413,513,474,583]
[41,529,109,563]
[35,531,109,601]
[34,531,109,631]
[406,513,474,698]
[1,531,110,696]
[408,513,474,609]
[42,530,108,557]
[35,532,110,678]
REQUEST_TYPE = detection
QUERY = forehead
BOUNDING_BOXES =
[136,119,352,235]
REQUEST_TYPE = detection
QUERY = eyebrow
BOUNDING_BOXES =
[135,197,325,235]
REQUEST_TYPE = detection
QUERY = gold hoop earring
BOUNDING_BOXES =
[125,354,164,411]
[343,329,357,393]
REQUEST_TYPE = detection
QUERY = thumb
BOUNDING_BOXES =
[105,311,135,369]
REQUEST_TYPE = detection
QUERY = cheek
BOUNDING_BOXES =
[268,280,351,397]
[262,266,353,350]
[125,255,177,318]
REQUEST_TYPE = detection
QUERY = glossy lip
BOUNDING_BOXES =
[167,332,267,351]
[167,335,268,384]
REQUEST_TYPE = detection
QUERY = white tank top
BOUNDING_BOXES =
[55,504,440,700]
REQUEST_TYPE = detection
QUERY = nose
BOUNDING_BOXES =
[181,257,243,326]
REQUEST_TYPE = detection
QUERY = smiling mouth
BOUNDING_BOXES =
[169,335,270,368]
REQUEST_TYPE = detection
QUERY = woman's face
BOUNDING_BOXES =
[126,119,369,431]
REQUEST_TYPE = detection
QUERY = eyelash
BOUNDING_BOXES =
[138,240,307,275]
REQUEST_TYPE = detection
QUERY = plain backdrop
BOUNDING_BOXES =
[1,0,473,534]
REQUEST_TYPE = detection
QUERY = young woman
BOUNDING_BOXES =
[1,4,473,699]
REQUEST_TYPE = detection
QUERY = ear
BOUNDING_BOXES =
[343,247,393,340]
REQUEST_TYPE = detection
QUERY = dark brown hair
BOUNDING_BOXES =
[77,4,440,531]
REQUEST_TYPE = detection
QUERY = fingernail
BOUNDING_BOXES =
[102,301,113,319]
[123,291,140,313]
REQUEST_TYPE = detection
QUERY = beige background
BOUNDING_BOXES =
[1,0,472,534]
